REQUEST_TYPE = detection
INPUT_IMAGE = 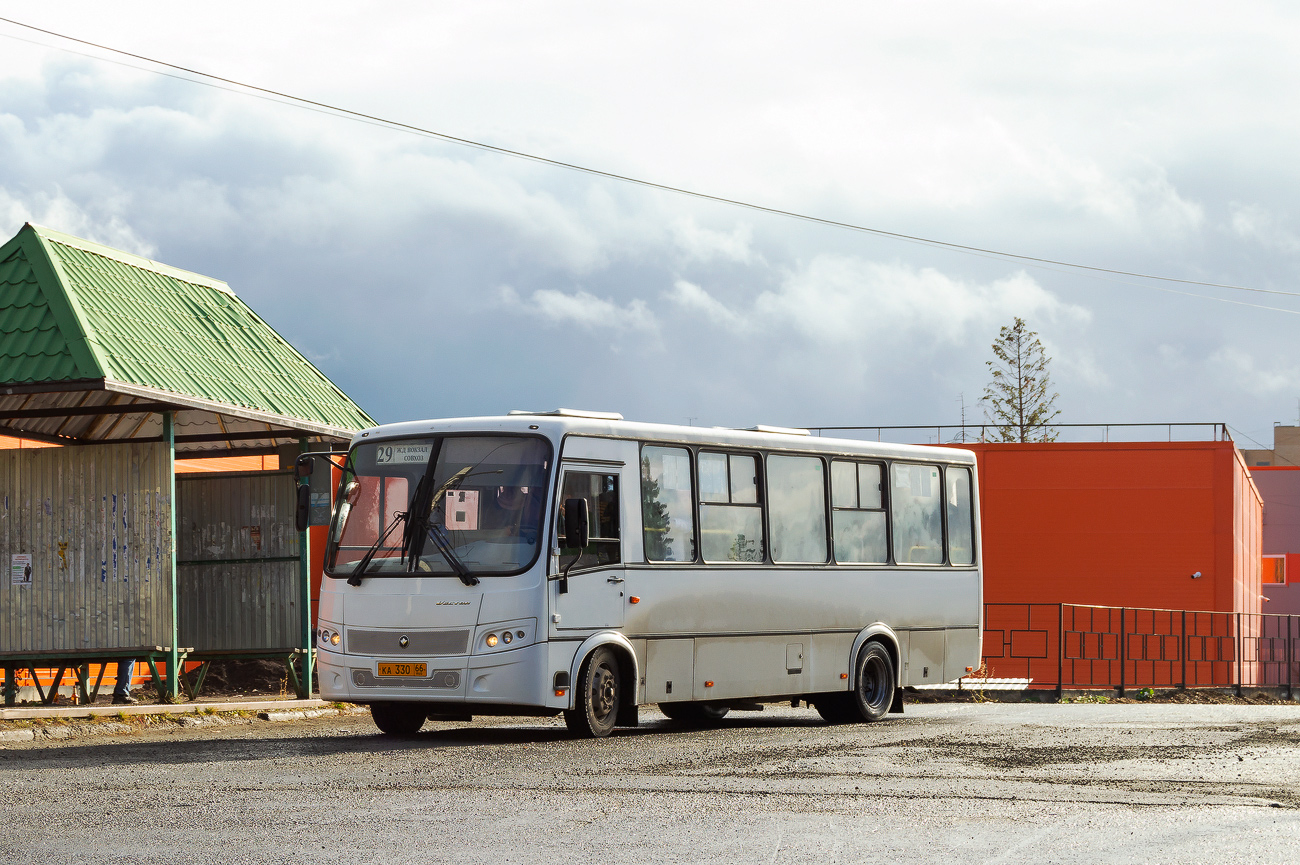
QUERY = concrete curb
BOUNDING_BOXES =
[0,702,371,747]
[258,708,344,722]
[0,698,335,722]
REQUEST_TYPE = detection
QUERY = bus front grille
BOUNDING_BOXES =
[346,628,470,656]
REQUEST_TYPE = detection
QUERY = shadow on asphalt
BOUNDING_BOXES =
[0,712,837,770]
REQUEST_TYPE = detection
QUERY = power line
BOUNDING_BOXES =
[2,14,1299,307]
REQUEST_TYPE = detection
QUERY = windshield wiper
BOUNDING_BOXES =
[425,523,478,586]
[347,510,408,587]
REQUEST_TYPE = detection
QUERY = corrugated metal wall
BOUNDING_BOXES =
[176,470,301,652]
[0,442,172,653]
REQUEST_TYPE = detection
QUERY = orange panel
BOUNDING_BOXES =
[0,436,58,449]
[961,441,1262,615]
[175,455,276,473]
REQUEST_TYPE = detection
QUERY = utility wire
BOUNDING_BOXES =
[3,14,1300,305]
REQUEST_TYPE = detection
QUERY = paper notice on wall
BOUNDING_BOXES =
[445,490,479,531]
[11,553,32,586]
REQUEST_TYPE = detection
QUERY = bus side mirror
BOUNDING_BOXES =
[563,498,589,549]
[295,484,311,532]
[294,456,315,480]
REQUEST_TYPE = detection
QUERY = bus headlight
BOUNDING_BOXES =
[330,632,341,646]
[473,619,538,654]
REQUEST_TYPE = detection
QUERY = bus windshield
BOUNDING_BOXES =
[326,435,552,578]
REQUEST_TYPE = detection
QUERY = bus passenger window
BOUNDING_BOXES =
[890,463,943,564]
[641,446,696,562]
[557,472,621,568]
[698,452,764,563]
[831,461,887,564]
[768,455,827,563]
[947,467,974,566]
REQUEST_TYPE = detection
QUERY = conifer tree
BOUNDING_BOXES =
[981,317,1060,442]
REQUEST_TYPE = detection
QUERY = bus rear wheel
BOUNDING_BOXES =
[659,701,730,725]
[370,701,428,735]
[853,641,896,722]
[564,646,622,738]
[815,641,896,724]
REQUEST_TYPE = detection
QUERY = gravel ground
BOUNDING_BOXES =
[2,701,1299,864]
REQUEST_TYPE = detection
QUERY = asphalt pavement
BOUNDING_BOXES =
[2,701,1298,864]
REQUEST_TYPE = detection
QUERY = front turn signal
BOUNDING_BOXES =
[629,596,640,604]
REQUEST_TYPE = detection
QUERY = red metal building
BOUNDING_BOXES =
[965,439,1263,615]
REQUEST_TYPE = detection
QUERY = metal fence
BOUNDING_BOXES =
[806,422,1232,446]
[0,442,173,654]
[981,603,1300,694]
[176,470,301,653]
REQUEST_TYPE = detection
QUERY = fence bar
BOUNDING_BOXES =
[1057,603,1064,698]
[1236,612,1243,695]
[1181,609,1187,690]
[1119,608,1126,695]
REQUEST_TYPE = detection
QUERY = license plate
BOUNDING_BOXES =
[377,663,427,677]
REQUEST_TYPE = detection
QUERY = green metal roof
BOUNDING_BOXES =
[0,224,373,435]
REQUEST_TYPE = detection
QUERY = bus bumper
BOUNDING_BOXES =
[318,641,566,710]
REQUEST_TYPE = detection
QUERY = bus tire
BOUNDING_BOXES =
[851,641,896,722]
[370,701,428,735]
[659,701,730,724]
[564,646,622,738]
[815,641,896,724]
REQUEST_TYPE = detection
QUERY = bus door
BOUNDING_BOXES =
[552,466,626,630]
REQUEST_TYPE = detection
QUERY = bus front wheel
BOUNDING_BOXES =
[564,646,622,738]
[370,701,428,735]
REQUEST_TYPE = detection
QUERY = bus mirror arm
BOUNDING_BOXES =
[556,498,588,595]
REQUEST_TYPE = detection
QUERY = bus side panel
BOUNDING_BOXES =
[693,636,808,700]
[906,628,946,684]
[810,631,855,692]
[946,626,981,679]
[644,638,693,702]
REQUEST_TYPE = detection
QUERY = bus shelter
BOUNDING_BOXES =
[0,223,372,703]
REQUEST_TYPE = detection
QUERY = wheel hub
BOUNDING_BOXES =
[593,666,616,718]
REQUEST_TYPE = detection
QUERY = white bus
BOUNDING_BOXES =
[307,410,981,737]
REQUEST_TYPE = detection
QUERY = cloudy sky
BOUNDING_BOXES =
[1,3,1297,447]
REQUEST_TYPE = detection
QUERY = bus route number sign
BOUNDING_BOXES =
[374,444,431,465]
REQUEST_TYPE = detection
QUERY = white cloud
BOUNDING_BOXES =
[665,279,744,330]
[501,285,657,333]
[750,258,1089,345]
[1206,347,1299,398]
[1230,203,1300,253]
[669,218,755,264]
[0,186,156,257]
